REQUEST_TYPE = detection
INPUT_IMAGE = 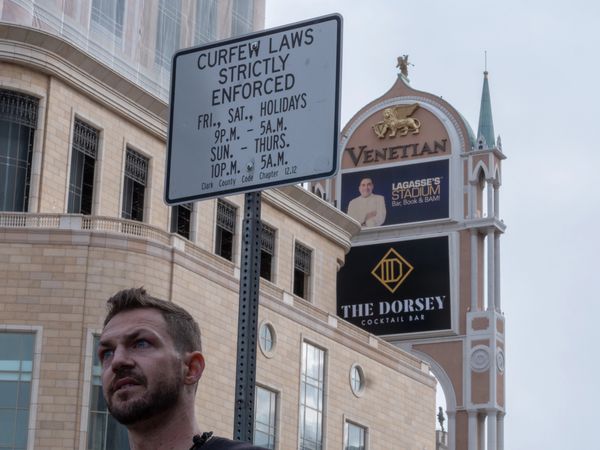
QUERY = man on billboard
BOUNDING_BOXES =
[347,177,387,227]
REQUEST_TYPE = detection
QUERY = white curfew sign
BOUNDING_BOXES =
[165,14,342,203]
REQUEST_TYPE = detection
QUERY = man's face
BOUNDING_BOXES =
[358,178,374,197]
[98,308,184,425]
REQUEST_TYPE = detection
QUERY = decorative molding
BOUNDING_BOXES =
[340,95,468,155]
[265,186,360,251]
[470,345,491,372]
[0,24,167,138]
[496,348,505,373]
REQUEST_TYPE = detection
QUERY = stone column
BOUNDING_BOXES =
[447,410,456,450]
[493,183,500,217]
[494,233,501,312]
[486,230,495,310]
[471,230,478,311]
[478,413,486,450]
[487,180,494,218]
[487,410,498,450]
[468,411,478,450]
[497,412,505,450]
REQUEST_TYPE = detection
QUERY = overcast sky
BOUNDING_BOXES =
[266,1,600,448]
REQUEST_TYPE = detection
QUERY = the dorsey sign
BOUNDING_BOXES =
[341,159,449,227]
[337,236,451,336]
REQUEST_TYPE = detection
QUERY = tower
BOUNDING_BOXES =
[333,63,506,450]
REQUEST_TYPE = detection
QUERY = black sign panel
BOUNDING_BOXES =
[337,236,451,336]
[340,159,449,227]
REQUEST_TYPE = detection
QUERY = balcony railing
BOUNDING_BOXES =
[0,212,171,246]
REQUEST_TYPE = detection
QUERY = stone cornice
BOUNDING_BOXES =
[462,146,506,161]
[0,23,167,139]
[263,185,361,252]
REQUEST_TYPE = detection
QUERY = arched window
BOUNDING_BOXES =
[0,89,39,212]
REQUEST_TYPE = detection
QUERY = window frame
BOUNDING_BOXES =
[194,0,219,45]
[171,202,194,240]
[293,241,313,300]
[298,340,326,450]
[258,321,276,358]
[344,419,367,450]
[231,0,254,36]
[253,384,278,450]
[85,334,130,450]
[155,0,182,70]
[90,0,126,47]
[0,88,39,213]
[121,147,150,222]
[0,325,42,450]
[214,199,237,262]
[81,331,130,450]
[260,222,276,282]
[67,117,100,215]
[349,364,365,397]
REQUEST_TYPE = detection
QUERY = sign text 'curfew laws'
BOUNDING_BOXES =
[165,15,342,203]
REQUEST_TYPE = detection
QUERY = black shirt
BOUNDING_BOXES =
[193,434,264,450]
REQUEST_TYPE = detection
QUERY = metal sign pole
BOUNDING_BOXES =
[233,191,262,442]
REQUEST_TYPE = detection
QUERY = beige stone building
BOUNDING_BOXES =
[0,2,436,450]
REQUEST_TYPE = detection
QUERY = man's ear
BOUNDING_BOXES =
[183,351,205,385]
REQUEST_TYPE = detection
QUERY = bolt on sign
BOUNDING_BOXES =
[165,14,342,204]
[337,236,452,336]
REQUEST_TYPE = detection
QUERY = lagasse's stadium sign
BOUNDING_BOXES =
[345,139,448,167]
[391,176,442,205]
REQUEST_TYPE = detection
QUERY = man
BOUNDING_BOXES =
[346,177,387,227]
[99,287,263,449]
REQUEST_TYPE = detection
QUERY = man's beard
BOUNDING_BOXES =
[107,369,182,425]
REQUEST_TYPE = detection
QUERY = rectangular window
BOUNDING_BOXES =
[195,0,218,44]
[91,0,125,42]
[68,119,99,215]
[171,203,193,240]
[293,242,312,299]
[253,386,277,449]
[345,421,366,450]
[0,89,38,212]
[155,0,182,69]
[215,199,236,261]
[231,0,254,36]
[0,332,35,450]
[121,148,148,222]
[299,342,325,450]
[260,223,275,281]
[87,336,129,450]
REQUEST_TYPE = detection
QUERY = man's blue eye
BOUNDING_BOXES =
[134,339,150,349]
[100,349,113,362]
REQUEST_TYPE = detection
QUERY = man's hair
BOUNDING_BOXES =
[103,287,201,353]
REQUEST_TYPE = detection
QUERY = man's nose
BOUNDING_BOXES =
[110,346,134,371]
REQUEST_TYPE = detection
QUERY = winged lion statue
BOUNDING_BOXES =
[372,104,421,139]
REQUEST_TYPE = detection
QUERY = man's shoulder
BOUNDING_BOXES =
[204,436,265,449]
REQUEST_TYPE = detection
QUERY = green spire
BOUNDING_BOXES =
[477,71,495,148]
